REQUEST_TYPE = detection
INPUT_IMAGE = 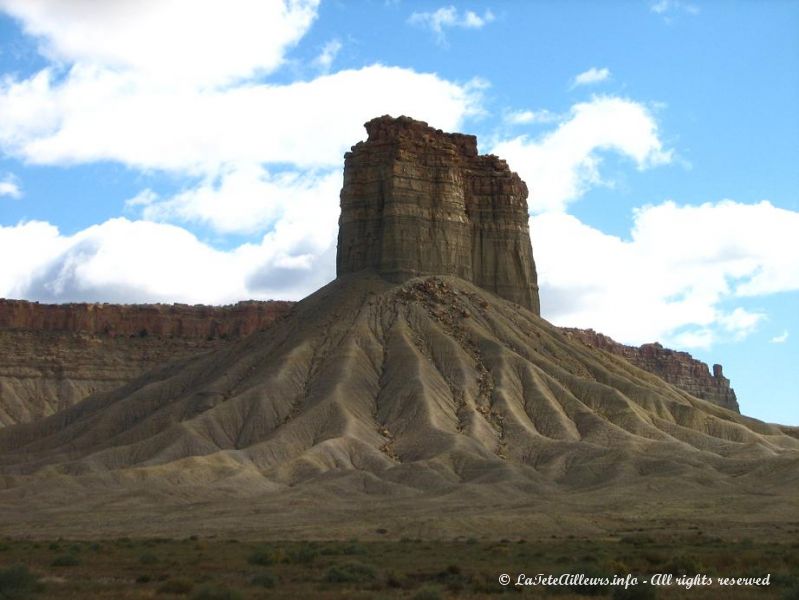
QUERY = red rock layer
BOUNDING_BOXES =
[0,298,293,338]
[0,298,294,427]
[563,328,740,413]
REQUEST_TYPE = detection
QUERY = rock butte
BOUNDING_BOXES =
[337,115,540,313]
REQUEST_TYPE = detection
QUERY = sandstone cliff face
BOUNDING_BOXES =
[563,328,740,412]
[0,299,292,338]
[0,299,293,427]
[337,115,540,314]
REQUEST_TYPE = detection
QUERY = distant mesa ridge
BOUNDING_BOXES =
[0,298,291,339]
[564,328,739,413]
[337,115,541,314]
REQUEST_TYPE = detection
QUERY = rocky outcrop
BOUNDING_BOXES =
[0,299,293,427]
[0,298,292,338]
[563,328,740,412]
[337,115,540,314]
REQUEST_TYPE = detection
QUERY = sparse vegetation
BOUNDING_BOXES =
[157,578,194,594]
[325,561,377,583]
[412,586,443,600]
[0,565,42,599]
[246,547,273,566]
[189,585,243,600]
[249,572,277,588]
[139,551,159,565]
[50,554,80,567]
[0,536,791,598]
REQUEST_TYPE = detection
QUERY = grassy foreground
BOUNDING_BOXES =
[0,534,797,599]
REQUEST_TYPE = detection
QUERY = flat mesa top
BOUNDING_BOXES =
[358,114,480,158]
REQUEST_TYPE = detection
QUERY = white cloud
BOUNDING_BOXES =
[717,307,765,341]
[313,39,342,72]
[0,217,336,304]
[504,109,560,125]
[136,165,341,237]
[571,67,611,88]
[770,330,789,344]
[0,0,485,307]
[493,96,672,213]
[535,200,799,347]
[408,6,495,44]
[0,0,319,88]
[0,174,21,198]
[0,64,482,174]
[0,220,67,296]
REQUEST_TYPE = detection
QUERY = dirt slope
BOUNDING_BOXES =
[1,273,796,539]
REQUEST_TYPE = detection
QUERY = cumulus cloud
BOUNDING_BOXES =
[535,200,799,347]
[0,0,319,87]
[0,174,21,198]
[408,6,495,44]
[0,0,485,307]
[493,96,672,213]
[571,67,611,88]
[135,165,340,237]
[0,218,336,304]
[0,65,482,174]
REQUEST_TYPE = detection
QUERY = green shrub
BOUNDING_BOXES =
[341,542,368,555]
[189,586,243,600]
[247,548,274,566]
[250,572,277,588]
[51,554,80,567]
[157,578,195,594]
[325,562,377,583]
[412,586,443,600]
[664,555,701,576]
[287,544,318,564]
[140,552,159,565]
[0,565,42,599]
[136,575,152,584]
[320,541,366,556]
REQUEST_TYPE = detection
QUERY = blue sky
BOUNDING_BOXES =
[0,0,796,424]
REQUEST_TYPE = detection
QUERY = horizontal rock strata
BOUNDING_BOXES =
[337,115,540,314]
[564,328,740,412]
[0,299,292,426]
